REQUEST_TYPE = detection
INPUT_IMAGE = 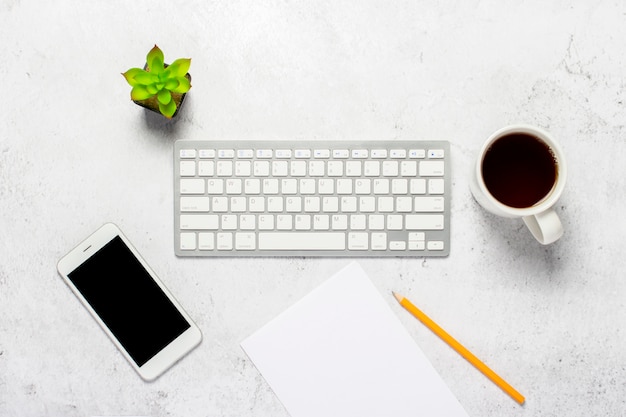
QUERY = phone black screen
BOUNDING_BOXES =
[68,236,190,366]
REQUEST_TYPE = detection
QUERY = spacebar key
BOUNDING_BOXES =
[258,233,346,250]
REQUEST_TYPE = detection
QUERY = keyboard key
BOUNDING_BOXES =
[272,161,288,176]
[396,196,412,212]
[427,241,445,250]
[390,149,406,158]
[199,149,215,158]
[314,149,330,158]
[282,179,298,194]
[180,161,196,176]
[180,196,210,212]
[226,179,242,194]
[198,232,214,250]
[390,241,406,251]
[313,214,329,230]
[409,149,426,158]
[198,161,215,176]
[217,161,233,176]
[221,215,237,230]
[245,179,261,194]
[318,179,334,194]
[364,161,380,176]
[275,149,292,158]
[295,215,311,230]
[263,179,279,194]
[258,215,274,230]
[350,215,366,230]
[348,233,368,250]
[414,197,444,212]
[257,149,273,158]
[345,161,362,176]
[235,161,251,176]
[373,179,389,194]
[295,149,311,158]
[290,161,307,176]
[405,214,444,230]
[309,161,325,176]
[304,196,321,212]
[180,149,197,159]
[327,161,343,176]
[392,179,408,194]
[180,214,219,230]
[409,241,425,250]
[217,233,233,250]
[180,232,196,250]
[382,161,398,176]
[336,179,353,194]
[240,215,256,230]
[218,149,235,158]
[212,197,228,212]
[207,179,224,194]
[371,233,387,250]
[428,149,445,158]
[180,179,204,194]
[400,161,417,176]
[333,149,349,158]
[276,214,293,229]
[300,179,315,194]
[410,179,426,194]
[360,197,375,212]
[369,214,384,230]
[254,161,270,176]
[235,233,256,250]
[387,215,403,230]
[419,160,444,176]
[332,214,348,230]
[259,232,346,250]
[352,149,368,158]
[237,149,254,158]
[429,178,445,194]
[355,179,371,194]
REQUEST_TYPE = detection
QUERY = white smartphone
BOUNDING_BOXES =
[57,223,202,381]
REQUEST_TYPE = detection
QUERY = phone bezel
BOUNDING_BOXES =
[57,223,202,381]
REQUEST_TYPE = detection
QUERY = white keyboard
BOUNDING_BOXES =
[174,140,450,257]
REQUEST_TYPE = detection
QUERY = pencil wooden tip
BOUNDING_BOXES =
[392,292,403,303]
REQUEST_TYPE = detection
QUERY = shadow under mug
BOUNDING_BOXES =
[469,125,567,245]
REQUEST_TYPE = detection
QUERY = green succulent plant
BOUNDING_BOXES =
[123,45,191,118]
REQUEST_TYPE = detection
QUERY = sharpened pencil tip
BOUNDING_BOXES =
[392,292,403,303]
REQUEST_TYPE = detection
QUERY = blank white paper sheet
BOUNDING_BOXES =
[241,262,470,417]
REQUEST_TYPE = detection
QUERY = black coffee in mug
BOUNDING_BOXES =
[481,133,557,208]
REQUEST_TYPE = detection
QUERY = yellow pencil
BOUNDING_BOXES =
[393,292,525,405]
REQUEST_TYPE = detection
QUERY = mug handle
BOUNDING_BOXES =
[522,209,563,245]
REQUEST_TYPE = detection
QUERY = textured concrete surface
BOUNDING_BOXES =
[1,1,625,416]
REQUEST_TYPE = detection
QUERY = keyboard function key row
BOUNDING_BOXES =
[179,148,444,160]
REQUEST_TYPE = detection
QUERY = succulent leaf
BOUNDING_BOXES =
[146,84,158,94]
[130,85,154,101]
[171,76,191,93]
[167,58,191,78]
[122,68,144,86]
[132,70,153,86]
[147,45,165,73]
[157,89,172,105]
[159,99,177,118]
[165,79,179,90]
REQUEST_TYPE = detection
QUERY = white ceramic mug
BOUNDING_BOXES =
[469,124,567,245]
